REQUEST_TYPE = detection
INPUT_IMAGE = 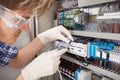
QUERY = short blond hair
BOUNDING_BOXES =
[0,0,54,16]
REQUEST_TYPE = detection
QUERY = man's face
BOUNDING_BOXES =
[0,10,32,44]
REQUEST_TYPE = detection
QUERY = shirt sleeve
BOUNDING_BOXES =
[0,42,18,67]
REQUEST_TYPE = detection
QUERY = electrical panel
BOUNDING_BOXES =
[59,58,92,80]
[55,40,88,57]
[55,0,120,80]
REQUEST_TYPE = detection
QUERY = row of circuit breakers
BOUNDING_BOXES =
[55,39,120,64]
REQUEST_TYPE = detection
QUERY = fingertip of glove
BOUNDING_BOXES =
[58,48,67,53]
[68,37,74,42]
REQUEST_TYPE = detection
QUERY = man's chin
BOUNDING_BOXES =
[6,39,17,44]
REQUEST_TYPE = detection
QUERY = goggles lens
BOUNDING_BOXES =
[0,5,31,29]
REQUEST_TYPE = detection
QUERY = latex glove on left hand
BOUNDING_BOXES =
[38,25,73,44]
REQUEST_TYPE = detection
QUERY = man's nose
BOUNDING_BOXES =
[20,24,30,31]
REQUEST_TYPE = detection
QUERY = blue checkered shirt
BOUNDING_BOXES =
[0,42,18,66]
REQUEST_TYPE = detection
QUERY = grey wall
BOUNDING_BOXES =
[36,2,57,54]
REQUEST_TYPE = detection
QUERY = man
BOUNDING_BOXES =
[0,0,73,80]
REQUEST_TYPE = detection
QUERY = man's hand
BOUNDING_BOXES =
[38,25,73,44]
[21,48,67,80]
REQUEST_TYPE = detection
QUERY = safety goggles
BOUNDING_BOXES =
[0,4,33,29]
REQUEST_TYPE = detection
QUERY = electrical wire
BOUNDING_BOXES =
[57,69,63,80]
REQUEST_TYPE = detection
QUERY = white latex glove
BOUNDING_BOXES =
[38,25,73,44]
[21,48,67,80]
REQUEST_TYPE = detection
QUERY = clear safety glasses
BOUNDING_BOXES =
[0,4,33,29]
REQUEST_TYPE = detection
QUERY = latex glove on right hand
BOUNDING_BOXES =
[21,48,67,80]
[38,25,73,45]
